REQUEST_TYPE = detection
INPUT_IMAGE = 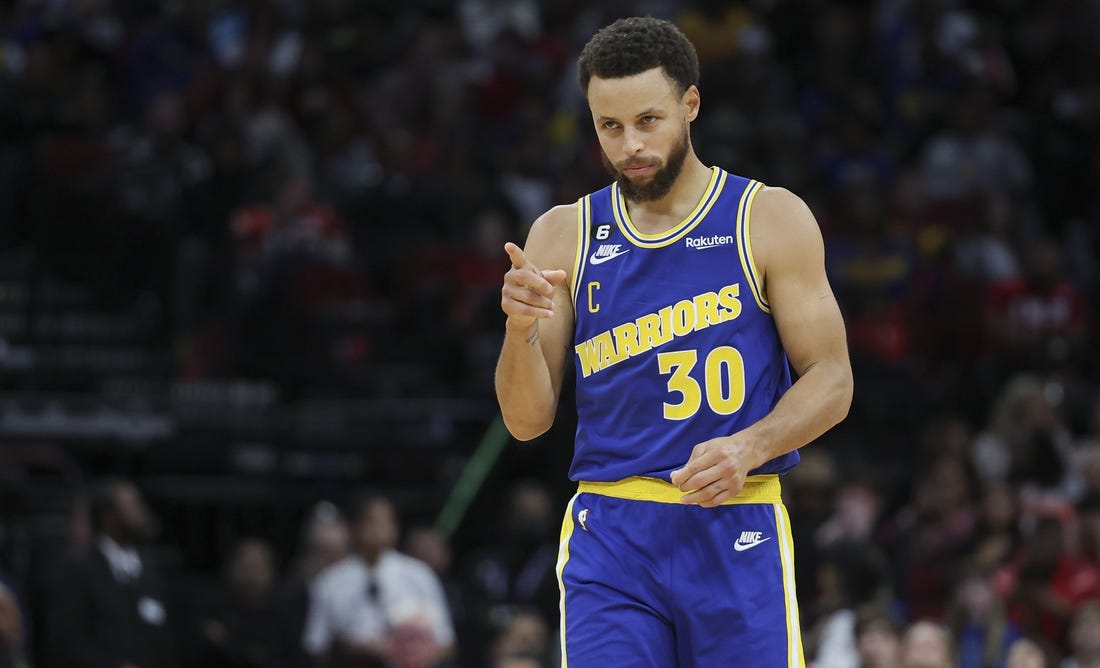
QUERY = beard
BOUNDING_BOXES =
[602,125,690,203]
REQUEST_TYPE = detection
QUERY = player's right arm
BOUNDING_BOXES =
[495,205,578,440]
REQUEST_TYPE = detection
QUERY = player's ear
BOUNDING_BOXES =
[683,85,700,122]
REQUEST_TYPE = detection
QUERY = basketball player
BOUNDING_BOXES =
[495,17,853,667]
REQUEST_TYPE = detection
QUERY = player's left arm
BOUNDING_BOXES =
[672,186,853,506]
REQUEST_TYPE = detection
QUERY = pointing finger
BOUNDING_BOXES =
[504,242,528,269]
[506,268,554,299]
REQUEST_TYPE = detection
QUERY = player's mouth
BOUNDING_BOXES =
[621,164,657,177]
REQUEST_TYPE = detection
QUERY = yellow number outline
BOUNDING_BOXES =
[657,350,700,420]
[656,346,745,420]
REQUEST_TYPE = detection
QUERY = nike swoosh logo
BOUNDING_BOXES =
[733,536,772,552]
[589,249,630,265]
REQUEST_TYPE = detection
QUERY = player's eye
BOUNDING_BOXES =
[603,121,620,130]
[641,115,657,124]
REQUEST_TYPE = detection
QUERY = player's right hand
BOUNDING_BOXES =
[501,242,567,330]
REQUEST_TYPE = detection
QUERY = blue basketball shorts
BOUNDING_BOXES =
[554,475,804,667]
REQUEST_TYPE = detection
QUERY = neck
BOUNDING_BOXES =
[623,154,711,221]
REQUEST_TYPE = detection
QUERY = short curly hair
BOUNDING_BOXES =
[577,17,700,96]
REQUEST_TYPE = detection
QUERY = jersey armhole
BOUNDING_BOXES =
[735,181,770,313]
[570,195,591,311]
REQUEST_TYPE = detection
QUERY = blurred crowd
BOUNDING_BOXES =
[3,476,562,668]
[2,0,1100,666]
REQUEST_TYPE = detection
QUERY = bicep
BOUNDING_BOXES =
[770,261,848,377]
[756,191,848,376]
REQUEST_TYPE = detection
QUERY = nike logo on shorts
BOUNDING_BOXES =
[733,531,771,552]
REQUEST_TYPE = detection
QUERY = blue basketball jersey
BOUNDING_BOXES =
[569,167,797,482]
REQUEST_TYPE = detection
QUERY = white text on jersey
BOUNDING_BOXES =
[590,244,631,265]
[686,234,734,249]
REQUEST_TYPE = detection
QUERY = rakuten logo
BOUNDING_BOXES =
[685,234,734,249]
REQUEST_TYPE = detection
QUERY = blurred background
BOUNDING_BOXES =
[0,0,1099,667]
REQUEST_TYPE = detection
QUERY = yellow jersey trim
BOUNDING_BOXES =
[736,180,770,313]
[577,473,781,505]
[570,196,591,308]
[611,167,726,249]
[775,502,806,667]
[555,494,578,667]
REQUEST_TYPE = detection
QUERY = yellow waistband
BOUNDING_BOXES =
[576,474,781,505]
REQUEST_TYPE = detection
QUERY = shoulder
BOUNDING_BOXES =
[749,186,819,237]
[527,203,580,246]
[748,186,825,273]
[524,203,581,277]
[534,202,579,226]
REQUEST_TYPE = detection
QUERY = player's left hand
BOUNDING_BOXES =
[671,435,759,507]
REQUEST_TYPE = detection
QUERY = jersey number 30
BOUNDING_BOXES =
[657,347,745,420]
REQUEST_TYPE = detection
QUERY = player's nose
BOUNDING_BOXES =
[622,126,645,154]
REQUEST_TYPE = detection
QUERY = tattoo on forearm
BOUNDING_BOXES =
[526,329,540,346]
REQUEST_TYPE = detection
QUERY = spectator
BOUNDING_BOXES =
[402,527,475,667]
[29,492,92,664]
[678,0,758,67]
[492,657,542,668]
[815,480,884,550]
[968,481,1023,573]
[382,603,453,668]
[457,0,541,55]
[1077,449,1100,507]
[953,192,1021,284]
[970,375,1074,496]
[808,542,891,668]
[1000,517,1073,650]
[229,167,355,384]
[982,239,1088,377]
[784,450,841,607]
[854,604,902,668]
[303,494,454,667]
[280,502,352,668]
[1061,602,1100,668]
[190,538,296,668]
[1005,637,1051,668]
[946,568,1022,668]
[1046,495,1100,612]
[462,480,560,644]
[402,528,451,586]
[40,479,177,668]
[296,502,353,583]
[900,621,955,668]
[826,175,920,369]
[919,88,1033,204]
[889,456,978,620]
[485,608,549,668]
